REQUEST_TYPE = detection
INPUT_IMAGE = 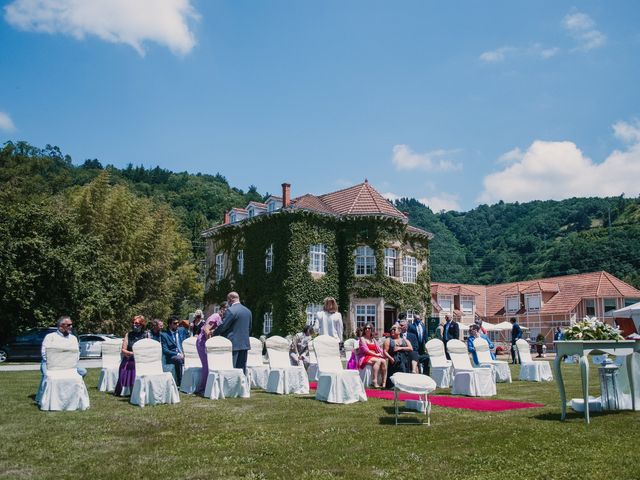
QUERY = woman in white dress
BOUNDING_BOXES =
[313,297,343,341]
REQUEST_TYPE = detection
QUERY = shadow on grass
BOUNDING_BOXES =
[532,410,625,422]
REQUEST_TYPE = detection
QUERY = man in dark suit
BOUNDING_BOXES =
[400,317,429,375]
[161,315,188,385]
[214,291,252,374]
[510,317,523,364]
[443,315,460,359]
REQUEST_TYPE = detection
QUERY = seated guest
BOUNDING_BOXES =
[358,323,388,388]
[114,315,147,396]
[290,325,313,367]
[401,318,429,375]
[148,319,164,343]
[467,324,496,366]
[197,303,227,393]
[384,324,413,387]
[190,309,205,337]
[161,316,188,386]
[39,316,87,389]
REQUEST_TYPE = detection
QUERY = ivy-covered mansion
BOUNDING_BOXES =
[202,181,433,337]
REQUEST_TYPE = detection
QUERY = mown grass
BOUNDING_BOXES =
[0,363,638,480]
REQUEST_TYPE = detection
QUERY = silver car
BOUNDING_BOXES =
[78,334,121,358]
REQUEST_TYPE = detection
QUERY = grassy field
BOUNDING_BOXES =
[0,364,638,480]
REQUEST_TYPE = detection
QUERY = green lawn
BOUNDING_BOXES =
[0,364,638,480]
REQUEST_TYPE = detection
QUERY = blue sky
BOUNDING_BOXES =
[1,1,639,212]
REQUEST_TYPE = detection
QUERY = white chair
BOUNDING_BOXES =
[474,337,512,383]
[161,353,177,382]
[247,337,270,389]
[359,363,383,388]
[97,340,122,393]
[39,344,90,411]
[130,339,180,407]
[307,340,319,381]
[203,337,250,399]
[266,336,309,395]
[179,336,202,394]
[314,335,367,404]
[516,339,553,382]
[425,339,453,388]
[389,372,437,426]
[343,338,358,366]
[448,339,496,397]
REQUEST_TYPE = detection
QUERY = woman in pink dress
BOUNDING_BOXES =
[196,302,227,394]
[358,323,389,388]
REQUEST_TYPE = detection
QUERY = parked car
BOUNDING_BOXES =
[78,334,121,358]
[0,328,57,363]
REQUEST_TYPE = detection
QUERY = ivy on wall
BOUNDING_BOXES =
[204,210,431,336]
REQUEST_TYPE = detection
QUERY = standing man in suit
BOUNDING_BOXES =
[443,315,459,359]
[401,316,429,375]
[161,316,188,385]
[214,291,252,374]
[510,317,523,364]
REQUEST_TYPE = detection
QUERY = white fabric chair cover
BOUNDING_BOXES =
[247,337,269,389]
[516,339,553,382]
[425,338,453,388]
[474,337,512,383]
[266,336,309,395]
[358,364,383,388]
[448,340,496,397]
[97,340,122,393]
[307,340,319,381]
[130,339,180,407]
[39,344,90,411]
[161,353,177,381]
[343,338,358,363]
[179,336,202,394]
[314,335,366,404]
[203,337,250,399]
[390,372,437,425]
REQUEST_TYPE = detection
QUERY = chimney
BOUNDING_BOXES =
[282,182,291,208]
[223,211,230,224]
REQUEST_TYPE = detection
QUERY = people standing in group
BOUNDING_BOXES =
[510,317,523,364]
[357,323,388,388]
[443,315,459,359]
[190,309,205,337]
[313,297,343,341]
[290,325,313,368]
[114,315,147,396]
[161,315,188,385]
[213,291,252,374]
[467,324,495,366]
[148,319,164,343]
[403,316,430,375]
[384,324,413,386]
[196,303,227,393]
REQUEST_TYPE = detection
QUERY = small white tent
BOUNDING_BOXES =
[606,302,640,333]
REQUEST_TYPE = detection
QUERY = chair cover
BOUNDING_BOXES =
[343,338,358,363]
[179,336,202,394]
[97,340,122,393]
[358,364,383,388]
[39,344,90,411]
[203,337,250,399]
[474,337,512,383]
[314,335,367,404]
[247,337,269,389]
[130,339,180,407]
[162,354,177,381]
[448,340,496,397]
[425,339,454,388]
[307,340,319,381]
[516,340,553,382]
[390,372,437,425]
[266,336,309,395]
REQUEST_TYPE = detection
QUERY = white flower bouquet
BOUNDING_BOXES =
[563,316,623,341]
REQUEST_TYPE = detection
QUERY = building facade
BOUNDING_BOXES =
[203,181,432,336]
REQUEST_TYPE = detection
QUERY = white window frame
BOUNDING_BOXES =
[354,246,376,276]
[438,295,453,313]
[405,310,415,322]
[265,244,273,273]
[215,253,224,281]
[604,298,617,313]
[263,311,273,335]
[585,298,596,316]
[267,201,277,213]
[237,249,244,275]
[305,304,323,325]
[384,248,397,277]
[355,305,377,328]
[247,207,255,218]
[461,295,474,314]
[506,296,520,312]
[308,244,326,273]
[525,293,541,312]
[229,212,237,223]
[402,255,417,284]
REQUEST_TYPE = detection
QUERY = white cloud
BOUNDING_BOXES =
[418,194,462,213]
[497,147,524,164]
[0,111,16,132]
[478,122,640,204]
[4,0,199,56]
[563,11,606,51]
[479,46,514,63]
[392,144,462,172]
[382,192,401,202]
[481,44,559,63]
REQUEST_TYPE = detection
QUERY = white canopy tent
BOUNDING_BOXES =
[459,322,499,332]
[606,302,640,333]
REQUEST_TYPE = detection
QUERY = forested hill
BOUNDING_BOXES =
[396,197,640,289]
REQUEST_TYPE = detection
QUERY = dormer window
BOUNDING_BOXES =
[267,202,276,213]
[248,207,255,218]
[525,293,541,312]
[230,212,237,223]
[506,296,520,312]
[438,295,452,313]
[461,295,474,314]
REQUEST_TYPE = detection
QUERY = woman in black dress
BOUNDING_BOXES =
[384,324,413,388]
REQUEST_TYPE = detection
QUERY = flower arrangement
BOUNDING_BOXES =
[563,317,623,341]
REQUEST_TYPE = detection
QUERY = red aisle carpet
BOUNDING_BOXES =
[308,382,543,412]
